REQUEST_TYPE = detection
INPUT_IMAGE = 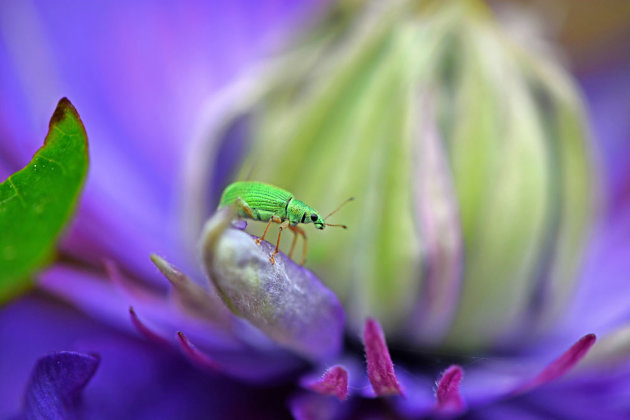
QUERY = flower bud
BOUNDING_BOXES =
[191,0,594,352]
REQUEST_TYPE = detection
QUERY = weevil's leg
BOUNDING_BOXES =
[234,197,255,219]
[270,220,289,265]
[256,219,273,245]
[288,228,299,260]
[255,215,282,245]
[299,227,308,266]
[288,225,308,265]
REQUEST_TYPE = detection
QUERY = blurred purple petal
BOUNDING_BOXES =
[513,333,596,395]
[177,331,220,372]
[201,209,345,360]
[304,366,349,401]
[1,294,304,419]
[181,90,255,250]
[103,259,156,303]
[363,318,403,397]
[434,365,465,414]
[561,53,630,339]
[22,351,100,420]
[39,265,139,334]
[0,295,100,417]
[565,203,630,334]
[194,114,253,222]
[289,392,344,420]
[128,307,171,347]
[391,370,435,417]
[578,55,630,204]
[41,260,308,383]
[469,368,630,420]
[458,332,599,410]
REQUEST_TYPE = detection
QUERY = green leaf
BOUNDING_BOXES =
[0,98,89,303]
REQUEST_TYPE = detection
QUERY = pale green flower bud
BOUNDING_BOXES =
[188,0,594,352]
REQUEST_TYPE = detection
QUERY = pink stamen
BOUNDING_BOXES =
[435,365,465,413]
[363,318,404,397]
[306,366,349,400]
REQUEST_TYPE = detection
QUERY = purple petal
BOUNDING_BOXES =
[289,392,344,420]
[22,351,100,419]
[104,259,156,302]
[175,329,307,384]
[41,262,227,350]
[390,370,436,417]
[579,55,630,203]
[182,113,252,249]
[1,294,299,418]
[176,331,220,372]
[39,264,144,333]
[200,209,345,360]
[363,318,403,397]
[513,333,597,395]
[564,205,630,333]
[128,307,171,347]
[40,263,306,382]
[0,295,108,417]
[304,366,349,401]
[435,365,465,414]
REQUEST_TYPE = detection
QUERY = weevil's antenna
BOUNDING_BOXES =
[325,223,348,229]
[324,197,355,220]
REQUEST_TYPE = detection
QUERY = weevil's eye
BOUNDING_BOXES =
[311,214,318,222]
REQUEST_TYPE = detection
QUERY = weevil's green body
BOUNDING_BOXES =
[218,181,326,229]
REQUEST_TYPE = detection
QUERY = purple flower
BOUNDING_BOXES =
[1,1,630,419]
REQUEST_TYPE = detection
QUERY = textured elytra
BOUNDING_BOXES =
[219,181,293,217]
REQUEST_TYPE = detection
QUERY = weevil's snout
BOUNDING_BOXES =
[310,212,325,229]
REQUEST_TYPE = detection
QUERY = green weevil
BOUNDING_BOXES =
[218,181,352,265]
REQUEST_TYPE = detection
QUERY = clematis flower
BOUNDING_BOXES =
[1,1,630,419]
